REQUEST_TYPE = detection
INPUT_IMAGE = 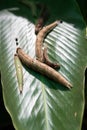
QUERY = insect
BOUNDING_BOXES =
[14,54,23,94]
[35,20,62,68]
[17,48,72,89]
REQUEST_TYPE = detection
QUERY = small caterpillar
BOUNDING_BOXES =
[35,20,62,68]
[14,54,23,94]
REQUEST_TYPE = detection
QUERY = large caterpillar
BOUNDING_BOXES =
[17,48,72,89]
[14,54,23,94]
[35,20,62,68]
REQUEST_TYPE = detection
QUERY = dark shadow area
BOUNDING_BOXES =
[0,0,36,24]
[0,74,15,130]
[0,125,15,130]
[82,68,87,130]
[76,0,87,24]
[0,0,50,26]
[0,0,85,30]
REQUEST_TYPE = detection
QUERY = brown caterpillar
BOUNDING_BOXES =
[35,20,62,68]
[16,48,72,89]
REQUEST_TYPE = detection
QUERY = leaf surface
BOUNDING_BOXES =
[0,0,87,130]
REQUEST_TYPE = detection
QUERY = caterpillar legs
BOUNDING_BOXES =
[43,47,60,69]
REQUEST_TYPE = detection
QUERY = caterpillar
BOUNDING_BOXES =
[35,20,62,68]
[14,54,23,94]
[16,48,72,89]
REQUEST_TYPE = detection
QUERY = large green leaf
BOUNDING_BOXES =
[0,0,87,130]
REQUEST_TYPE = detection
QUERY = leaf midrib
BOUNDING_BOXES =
[42,84,50,130]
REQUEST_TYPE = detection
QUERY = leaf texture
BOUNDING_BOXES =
[0,3,87,130]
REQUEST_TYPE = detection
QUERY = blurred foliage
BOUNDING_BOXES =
[76,0,87,24]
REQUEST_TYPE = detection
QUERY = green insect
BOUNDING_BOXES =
[14,54,23,94]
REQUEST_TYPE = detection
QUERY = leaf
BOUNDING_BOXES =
[0,0,87,130]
